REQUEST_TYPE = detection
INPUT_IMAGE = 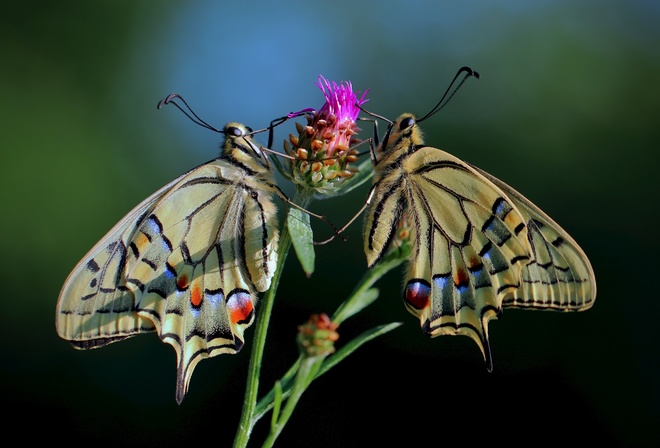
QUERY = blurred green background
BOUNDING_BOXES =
[2,0,658,446]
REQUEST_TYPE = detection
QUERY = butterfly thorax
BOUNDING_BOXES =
[372,114,426,187]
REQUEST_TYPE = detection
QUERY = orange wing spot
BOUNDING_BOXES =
[191,284,203,308]
[135,233,150,250]
[177,274,189,290]
[454,269,469,287]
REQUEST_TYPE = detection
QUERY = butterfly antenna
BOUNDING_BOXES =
[417,66,480,123]
[265,115,296,149]
[358,104,392,125]
[247,109,315,148]
[157,93,223,134]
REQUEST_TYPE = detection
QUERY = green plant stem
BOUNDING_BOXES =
[233,188,314,448]
[261,357,324,448]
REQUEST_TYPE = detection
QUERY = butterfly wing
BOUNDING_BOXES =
[56,177,178,349]
[365,137,595,368]
[470,164,596,312]
[57,127,279,403]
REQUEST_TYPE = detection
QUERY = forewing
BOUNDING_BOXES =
[470,164,596,311]
[56,176,183,348]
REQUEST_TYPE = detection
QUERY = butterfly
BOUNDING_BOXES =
[361,67,596,369]
[56,114,284,404]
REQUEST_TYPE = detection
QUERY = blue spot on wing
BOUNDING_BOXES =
[206,289,224,307]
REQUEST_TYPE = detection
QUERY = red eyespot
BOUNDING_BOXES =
[227,290,254,325]
[405,280,431,310]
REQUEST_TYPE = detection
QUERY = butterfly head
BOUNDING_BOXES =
[372,67,479,159]
[378,113,426,155]
[222,122,255,146]
[222,122,271,169]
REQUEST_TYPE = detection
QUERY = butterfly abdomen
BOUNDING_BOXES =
[363,170,409,268]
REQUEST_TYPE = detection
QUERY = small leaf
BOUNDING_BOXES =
[287,207,315,276]
[332,287,380,325]
[270,381,282,431]
[317,322,402,377]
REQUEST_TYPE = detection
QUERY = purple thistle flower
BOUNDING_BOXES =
[315,76,368,132]
[282,76,369,194]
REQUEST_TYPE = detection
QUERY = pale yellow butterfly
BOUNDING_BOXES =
[360,67,596,368]
[56,98,289,403]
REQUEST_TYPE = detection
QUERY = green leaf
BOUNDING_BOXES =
[287,207,315,276]
[317,322,402,377]
[332,287,380,325]
[270,381,282,431]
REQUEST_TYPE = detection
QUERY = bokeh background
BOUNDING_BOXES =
[2,1,658,446]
